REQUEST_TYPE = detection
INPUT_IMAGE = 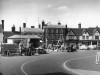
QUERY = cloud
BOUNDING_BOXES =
[57,6,69,11]
[47,4,52,8]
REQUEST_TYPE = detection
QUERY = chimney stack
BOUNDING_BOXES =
[12,25,15,32]
[31,26,34,28]
[65,24,68,35]
[1,20,4,29]
[65,24,67,28]
[23,23,26,28]
[38,24,41,28]
[19,27,21,33]
[78,23,81,29]
[58,21,61,25]
[42,20,45,29]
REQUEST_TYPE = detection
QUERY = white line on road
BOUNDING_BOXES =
[21,59,38,75]
[63,55,96,75]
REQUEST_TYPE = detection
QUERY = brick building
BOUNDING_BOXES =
[44,22,68,47]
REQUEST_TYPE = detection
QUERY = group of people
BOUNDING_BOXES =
[47,43,78,52]
[19,41,36,56]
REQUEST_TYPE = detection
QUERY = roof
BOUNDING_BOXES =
[44,25,65,28]
[21,28,44,33]
[3,31,21,40]
[8,35,41,39]
[68,27,100,36]
[69,28,83,36]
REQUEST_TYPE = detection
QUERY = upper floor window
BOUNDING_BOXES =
[52,34,54,39]
[95,36,99,40]
[60,29,63,33]
[86,36,89,39]
[82,36,85,39]
[56,34,58,39]
[51,28,53,33]
[69,35,74,39]
[56,29,58,33]
[46,29,49,33]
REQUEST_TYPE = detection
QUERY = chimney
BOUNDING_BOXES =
[23,23,26,28]
[42,20,45,29]
[12,25,15,32]
[38,24,41,28]
[65,24,68,35]
[65,24,67,28]
[19,27,21,33]
[78,23,81,29]
[31,26,34,28]
[58,21,61,25]
[1,20,4,29]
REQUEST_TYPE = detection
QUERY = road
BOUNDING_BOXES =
[0,50,99,75]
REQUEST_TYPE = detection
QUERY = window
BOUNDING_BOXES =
[52,34,54,39]
[46,29,49,33]
[60,34,63,39]
[51,28,53,33]
[86,36,89,39]
[82,36,85,39]
[69,35,74,39]
[95,36,99,40]
[56,29,58,33]
[61,29,63,33]
[56,34,58,39]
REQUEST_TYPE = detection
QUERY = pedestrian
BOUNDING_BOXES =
[96,52,100,64]
[19,41,23,55]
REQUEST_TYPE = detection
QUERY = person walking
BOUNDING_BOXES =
[19,42,23,56]
[96,52,100,64]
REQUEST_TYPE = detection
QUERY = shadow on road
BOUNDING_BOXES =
[29,72,78,75]
[0,72,3,75]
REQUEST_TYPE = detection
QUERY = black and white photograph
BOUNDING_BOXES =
[1,0,100,75]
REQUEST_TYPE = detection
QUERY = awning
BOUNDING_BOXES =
[8,35,41,39]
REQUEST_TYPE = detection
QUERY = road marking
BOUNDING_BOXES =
[63,55,96,75]
[21,59,38,75]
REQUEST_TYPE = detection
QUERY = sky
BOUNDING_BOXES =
[1,0,100,31]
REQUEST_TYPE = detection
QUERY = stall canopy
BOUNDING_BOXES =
[8,35,41,39]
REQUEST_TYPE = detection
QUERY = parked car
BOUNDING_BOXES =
[67,45,77,52]
[36,47,47,54]
[88,45,97,50]
[79,45,88,50]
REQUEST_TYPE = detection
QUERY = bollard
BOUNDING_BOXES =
[96,52,100,64]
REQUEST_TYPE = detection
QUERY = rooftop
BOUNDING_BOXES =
[21,28,44,33]
[44,25,66,28]
[8,35,41,39]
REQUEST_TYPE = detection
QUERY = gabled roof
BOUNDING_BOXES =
[44,25,65,28]
[70,28,83,36]
[86,27,100,35]
[21,28,44,33]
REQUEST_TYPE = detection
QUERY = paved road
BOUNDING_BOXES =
[0,50,99,75]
